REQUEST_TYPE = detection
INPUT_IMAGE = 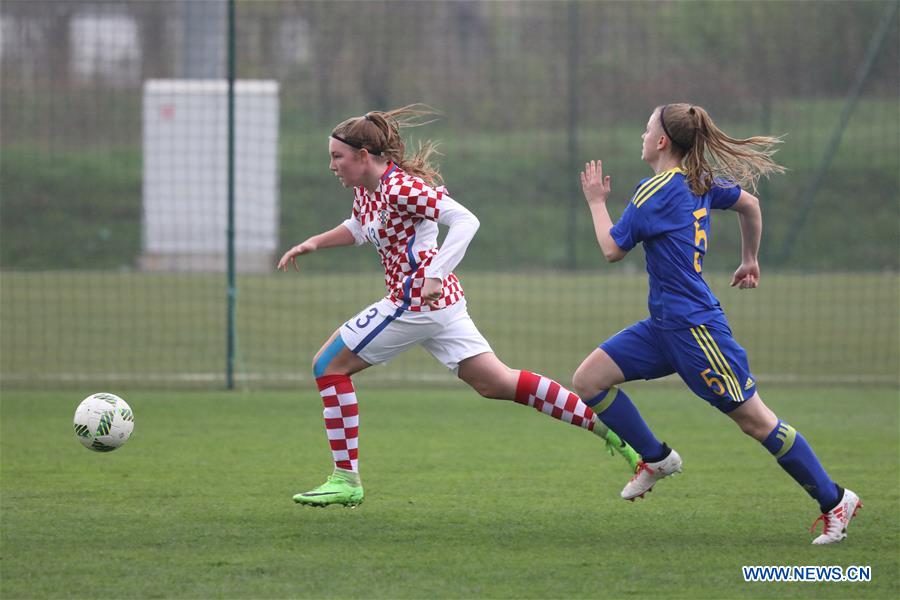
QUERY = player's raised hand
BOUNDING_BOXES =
[580,160,612,206]
[730,261,760,289]
[277,240,317,272]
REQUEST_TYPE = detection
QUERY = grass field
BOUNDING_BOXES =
[1,385,897,598]
[2,271,897,388]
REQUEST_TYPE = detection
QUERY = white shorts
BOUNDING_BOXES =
[339,298,492,372]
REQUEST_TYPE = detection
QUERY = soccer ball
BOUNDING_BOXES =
[73,393,134,452]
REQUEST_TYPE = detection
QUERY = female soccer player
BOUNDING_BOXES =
[277,105,638,507]
[572,103,860,544]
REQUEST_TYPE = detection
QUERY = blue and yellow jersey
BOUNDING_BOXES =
[609,167,741,329]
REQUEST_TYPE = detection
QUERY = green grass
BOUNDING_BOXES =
[2,271,897,388]
[2,386,897,598]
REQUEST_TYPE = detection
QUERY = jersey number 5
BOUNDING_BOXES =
[692,208,708,273]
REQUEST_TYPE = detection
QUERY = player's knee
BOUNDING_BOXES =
[734,418,756,437]
[747,420,774,442]
[571,368,606,401]
[470,378,503,399]
[460,370,508,399]
[313,335,348,378]
[740,422,768,442]
[732,413,771,441]
[729,395,777,441]
[314,353,350,377]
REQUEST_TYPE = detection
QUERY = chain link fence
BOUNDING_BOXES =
[2,0,897,388]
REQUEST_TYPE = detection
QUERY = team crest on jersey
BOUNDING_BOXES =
[378,209,389,227]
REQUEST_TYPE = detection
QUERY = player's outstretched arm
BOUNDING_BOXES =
[729,190,762,288]
[581,160,627,262]
[276,224,357,272]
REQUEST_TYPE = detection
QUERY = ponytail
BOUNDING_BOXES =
[331,104,443,186]
[659,103,784,195]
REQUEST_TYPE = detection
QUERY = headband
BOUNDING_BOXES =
[330,132,383,156]
[659,104,686,153]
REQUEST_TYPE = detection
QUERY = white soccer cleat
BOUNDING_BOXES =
[810,488,862,545]
[621,447,682,501]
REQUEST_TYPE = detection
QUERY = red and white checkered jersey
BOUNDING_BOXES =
[341,163,479,312]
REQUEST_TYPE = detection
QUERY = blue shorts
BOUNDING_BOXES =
[600,315,757,413]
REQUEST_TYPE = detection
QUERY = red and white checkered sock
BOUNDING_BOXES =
[514,370,597,432]
[315,374,359,473]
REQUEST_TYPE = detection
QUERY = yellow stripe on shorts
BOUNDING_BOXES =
[698,326,743,401]
[690,326,742,401]
[698,325,744,401]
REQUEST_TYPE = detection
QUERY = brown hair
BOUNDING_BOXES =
[331,104,443,186]
[657,103,785,195]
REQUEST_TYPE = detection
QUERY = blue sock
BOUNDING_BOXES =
[585,387,665,461]
[761,420,840,512]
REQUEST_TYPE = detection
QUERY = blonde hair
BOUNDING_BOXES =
[331,104,443,186]
[658,103,785,195]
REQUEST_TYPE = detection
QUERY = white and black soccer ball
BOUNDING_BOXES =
[73,393,134,452]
